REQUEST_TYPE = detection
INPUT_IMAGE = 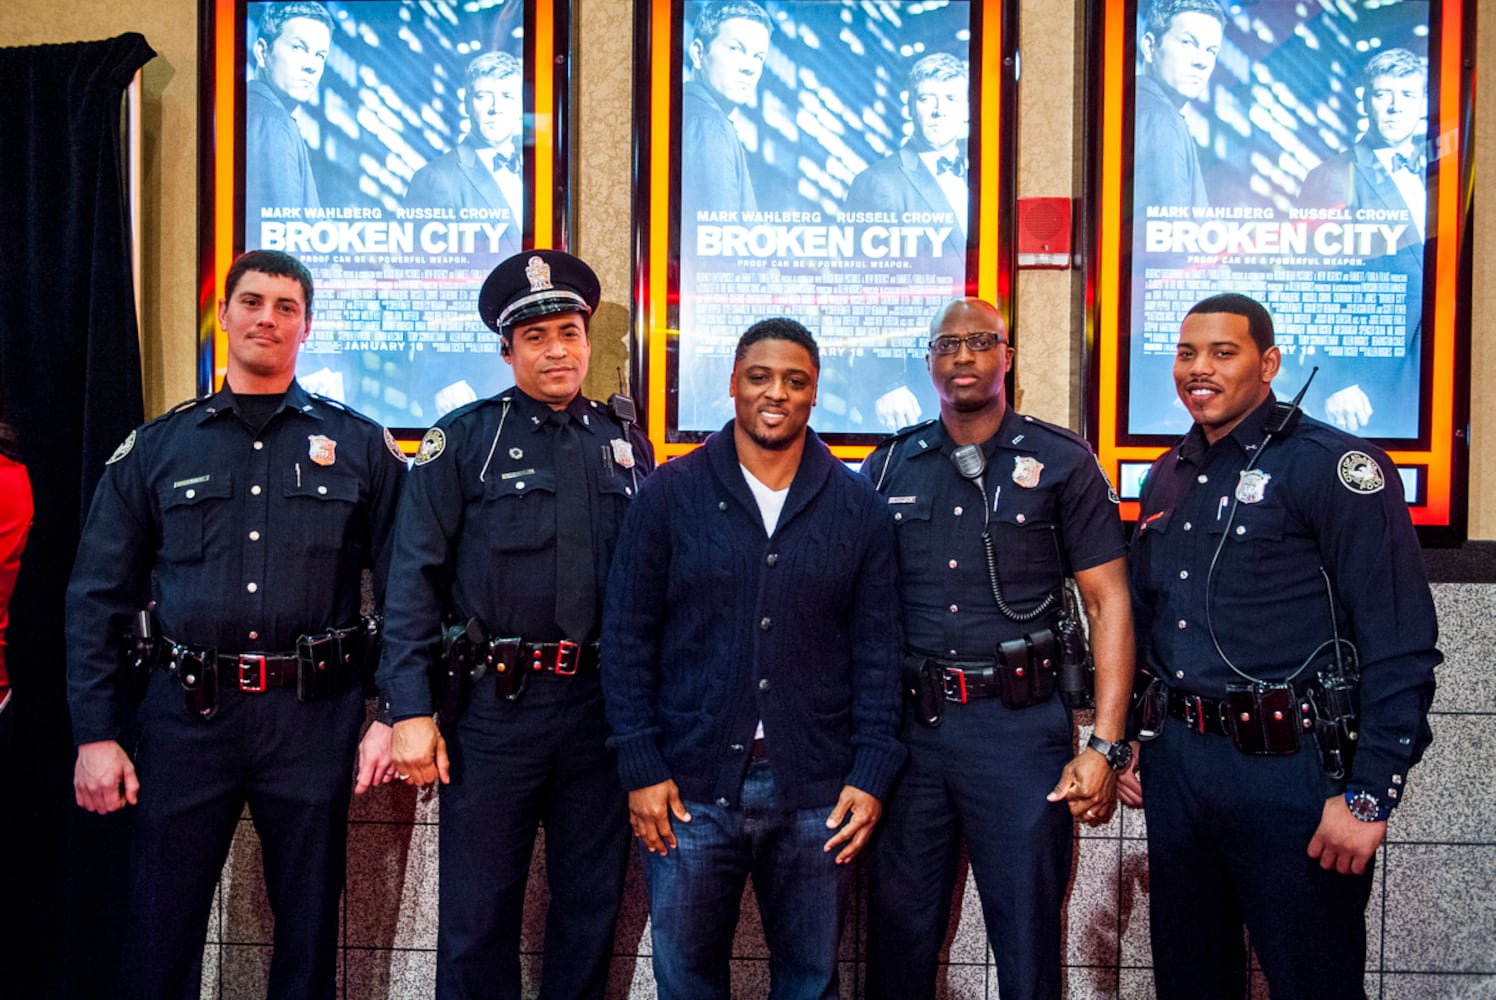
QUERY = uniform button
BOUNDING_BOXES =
[1235,526,1246,536]
[1178,569,1188,579]
[731,743,745,753]
[1175,669,1185,680]
[766,553,778,566]
[247,582,258,593]
[894,512,903,522]
[953,506,964,516]
[1016,513,1026,524]
[249,530,261,542]
[625,487,632,496]
[515,481,526,490]
[949,604,959,614]
[253,441,264,450]
[1392,774,1403,785]
[1176,619,1187,629]
[1182,521,1192,531]
[317,485,328,495]
[758,678,770,691]
[248,631,259,640]
[1387,787,1399,799]
[948,649,958,657]
[948,559,958,569]
[185,489,196,499]
[716,797,730,807]
[760,617,772,630]
[718,501,728,510]
[251,485,262,496]
[1196,474,1207,484]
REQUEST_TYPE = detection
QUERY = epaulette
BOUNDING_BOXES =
[141,394,212,430]
[305,391,386,430]
[866,418,939,491]
[1014,412,1096,453]
[884,416,939,442]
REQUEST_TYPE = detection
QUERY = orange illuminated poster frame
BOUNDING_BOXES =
[631,0,1018,463]
[198,0,574,442]
[1085,0,1472,538]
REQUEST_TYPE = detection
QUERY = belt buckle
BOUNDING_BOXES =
[1184,694,1207,733]
[553,640,579,676]
[941,667,968,704]
[238,654,268,693]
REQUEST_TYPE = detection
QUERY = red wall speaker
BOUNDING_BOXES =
[1016,197,1073,269]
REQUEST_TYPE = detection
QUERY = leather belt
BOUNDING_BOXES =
[1166,687,1230,736]
[217,652,301,693]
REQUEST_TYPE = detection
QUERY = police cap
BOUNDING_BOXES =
[478,249,601,335]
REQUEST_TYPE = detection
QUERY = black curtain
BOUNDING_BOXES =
[0,33,155,998]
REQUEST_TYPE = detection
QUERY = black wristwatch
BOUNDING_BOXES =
[1086,734,1133,771]
[1345,789,1391,823]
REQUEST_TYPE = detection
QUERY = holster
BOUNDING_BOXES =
[164,641,219,720]
[434,618,481,724]
[118,609,159,706]
[1308,663,1361,780]
[1054,587,1095,709]
[904,655,943,728]
[482,636,527,702]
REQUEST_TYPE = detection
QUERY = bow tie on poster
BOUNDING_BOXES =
[483,148,522,175]
[936,156,967,178]
[1391,151,1425,175]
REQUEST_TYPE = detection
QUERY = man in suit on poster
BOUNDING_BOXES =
[1296,48,1428,438]
[245,1,333,230]
[1132,0,1226,211]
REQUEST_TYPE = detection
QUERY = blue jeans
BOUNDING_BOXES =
[642,758,851,1000]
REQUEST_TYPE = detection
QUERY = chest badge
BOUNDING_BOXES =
[1012,455,1044,489]
[1235,468,1270,504]
[611,438,636,469]
[1338,451,1385,494]
[308,434,337,467]
[509,447,524,460]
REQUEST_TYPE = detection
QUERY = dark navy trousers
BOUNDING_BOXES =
[436,671,629,1000]
[1141,722,1374,1000]
[122,671,365,1000]
[867,695,1074,1000]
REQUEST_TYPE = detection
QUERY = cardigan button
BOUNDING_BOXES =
[766,553,778,566]
[760,617,772,631]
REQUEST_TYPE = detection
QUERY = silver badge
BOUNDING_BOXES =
[509,447,524,460]
[1235,469,1270,504]
[415,427,446,466]
[1012,455,1044,489]
[308,434,337,467]
[1337,451,1385,494]
[525,255,553,291]
[610,439,636,469]
[106,430,136,464]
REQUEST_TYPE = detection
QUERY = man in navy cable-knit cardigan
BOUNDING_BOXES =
[602,317,905,1000]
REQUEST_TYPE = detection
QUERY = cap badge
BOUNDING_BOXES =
[525,255,553,292]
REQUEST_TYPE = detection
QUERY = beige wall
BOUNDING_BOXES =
[1,0,1489,535]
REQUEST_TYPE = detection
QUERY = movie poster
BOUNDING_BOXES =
[1127,0,1431,440]
[243,0,526,429]
[674,0,974,436]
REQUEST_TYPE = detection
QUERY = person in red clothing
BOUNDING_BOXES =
[0,401,33,721]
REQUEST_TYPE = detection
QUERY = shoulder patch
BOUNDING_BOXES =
[415,428,446,466]
[106,429,137,464]
[1094,456,1121,503]
[384,428,407,462]
[1337,451,1385,494]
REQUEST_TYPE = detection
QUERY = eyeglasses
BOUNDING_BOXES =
[927,332,1006,355]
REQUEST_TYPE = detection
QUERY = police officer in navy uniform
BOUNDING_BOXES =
[380,249,654,1000]
[862,297,1135,1000]
[1122,293,1440,999]
[67,249,405,1000]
